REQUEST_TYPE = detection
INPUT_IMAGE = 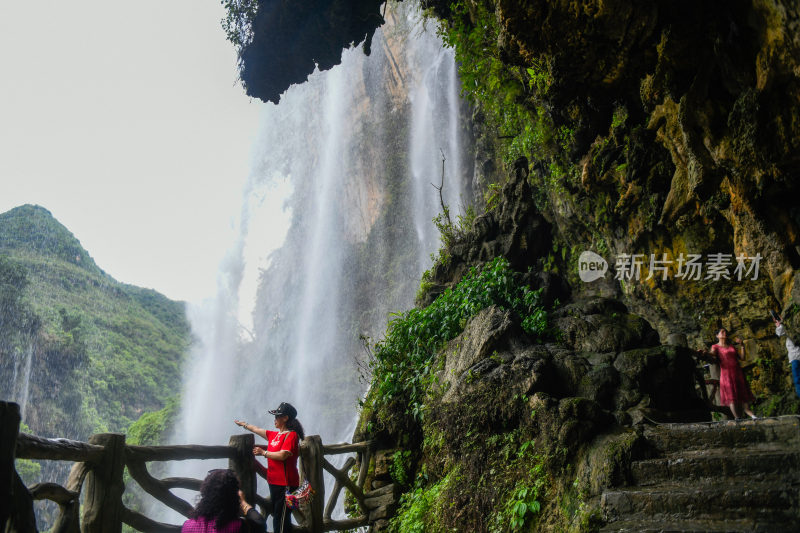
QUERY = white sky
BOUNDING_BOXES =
[0,0,262,303]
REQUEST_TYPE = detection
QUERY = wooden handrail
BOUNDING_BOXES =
[28,482,78,504]
[159,476,201,491]
[321,440,376,454]
[322,516,370,532]
[16,433,105,463]
[126,444,234,462]
[3,400,387,533]
[126,459,194,518]
[322,458,368,515]
[324,456,356,520]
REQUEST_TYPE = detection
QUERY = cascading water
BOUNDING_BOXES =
[408,38,466,268]
[3,337,35,421]
[169,2,472,510]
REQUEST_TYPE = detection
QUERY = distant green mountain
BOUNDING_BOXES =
[0,204,190,438]
[0,204,103,276]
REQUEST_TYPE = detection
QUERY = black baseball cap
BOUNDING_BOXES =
[268,402,297,420]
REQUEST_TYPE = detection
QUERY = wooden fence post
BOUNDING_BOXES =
[229,433,256,504]
[82,433,126,533]
[1,401,37,533]
[1,401,20,530]
[301,435,325,533]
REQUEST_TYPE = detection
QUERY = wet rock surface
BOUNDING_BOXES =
[600,416,800,532]
[439,299,705,425]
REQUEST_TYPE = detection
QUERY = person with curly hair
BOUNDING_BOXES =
[235,402,304,533]
[181,469,265,533]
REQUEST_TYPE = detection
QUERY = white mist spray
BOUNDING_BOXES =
[168,4,472,518]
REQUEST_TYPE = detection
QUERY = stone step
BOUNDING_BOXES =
[630,447,800,486]
[600,516,795,533]
[642,416,800,453]
[601,481,799,521]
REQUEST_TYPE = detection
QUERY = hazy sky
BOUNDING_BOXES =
[0,0,262,303]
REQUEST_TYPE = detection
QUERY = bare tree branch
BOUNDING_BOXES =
[431,149,451,227]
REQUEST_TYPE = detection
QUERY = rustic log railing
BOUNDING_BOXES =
[1,401,380,533]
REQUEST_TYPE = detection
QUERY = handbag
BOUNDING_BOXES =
[285,479,315,509]
[282,450,314,510]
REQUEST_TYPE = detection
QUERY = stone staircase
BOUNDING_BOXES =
[600,416,800,532]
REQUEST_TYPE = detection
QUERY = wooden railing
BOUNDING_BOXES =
[1,401,382,533]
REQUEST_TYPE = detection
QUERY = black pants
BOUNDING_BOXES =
[268,483,297,533]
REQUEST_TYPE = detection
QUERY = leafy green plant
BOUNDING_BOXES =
[221,0,259,49]
[491,446,547,532]
[126,397,180,446]
[389,471,453,533]
[484,182,503,212]
[390,449,413,487]
[432,204,476,255]
[526,59,552,94]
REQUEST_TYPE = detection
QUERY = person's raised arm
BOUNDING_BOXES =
[708,344,720,361]
[238,490,266,531]
[734,337,746,361]
[695,346,716,364]
[234,419,268,440]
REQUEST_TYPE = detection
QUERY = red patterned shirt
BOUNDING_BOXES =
[254,430,299,486]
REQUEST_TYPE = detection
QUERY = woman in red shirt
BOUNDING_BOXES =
[235,402,305,533]
[709,328,756,419]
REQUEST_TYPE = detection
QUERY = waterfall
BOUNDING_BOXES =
[3,338,35,421]
[169,2,472,503]
[18,342,34,420]
[408,38,467,268]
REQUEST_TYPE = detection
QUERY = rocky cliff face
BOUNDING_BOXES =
[347,1,800,531]
[356,168,716,531]
[424,0,800,406]
[232,1,800,530]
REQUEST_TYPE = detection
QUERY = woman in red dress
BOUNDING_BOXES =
[710,328,756,419]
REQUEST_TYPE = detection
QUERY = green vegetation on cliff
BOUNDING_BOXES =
[355,4,800,531]
[0,205,190,438]
[436,0,555,168]
[365,257,553,431]
[431,0,800,410]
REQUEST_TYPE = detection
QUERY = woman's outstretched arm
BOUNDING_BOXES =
[234,419,268,440]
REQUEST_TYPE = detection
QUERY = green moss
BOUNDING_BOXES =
[389,469,457,533]
[611,106,629,130]
[390,450,414,488]
[755,391,800,417]
[490,449,547,532]
[436,1,558,169]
